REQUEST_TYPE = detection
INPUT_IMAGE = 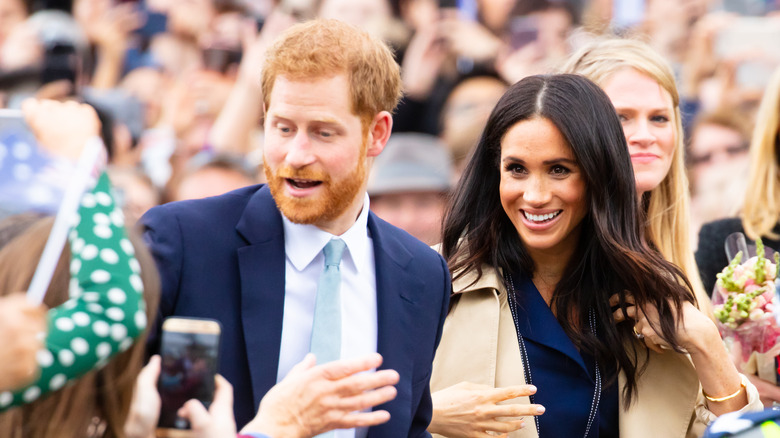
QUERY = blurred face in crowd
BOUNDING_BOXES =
[107,167,160,225]
[168,0,216,39]
[399,0,437,31]
[499,117,587,257]
[534,6,573,58]
[441,77,507,165]
[371,191,447,245]
[602,68,675,195]
[318,0,391,31]
[689,122,749,193]
[173,167,256,202]
[263,74,382,234]
[477,0,516,33]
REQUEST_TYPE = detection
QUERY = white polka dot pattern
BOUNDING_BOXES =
[49,374,66,391]
[22,387,40,403]
[0,392,12,408]
[4,172,147,411]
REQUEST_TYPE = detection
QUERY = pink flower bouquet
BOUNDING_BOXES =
[712,239,780,369]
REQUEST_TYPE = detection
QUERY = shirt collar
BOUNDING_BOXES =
[282,193,372,273]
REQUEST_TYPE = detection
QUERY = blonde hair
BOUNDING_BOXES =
[562,38,710,308]
[0,217,160,438]
[261,18,403,131]
[741,66,780,240]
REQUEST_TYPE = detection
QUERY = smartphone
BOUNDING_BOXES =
[41,41,79,87]
[156,317,221,437]
[507,16,539,50]
[201,47,242,74]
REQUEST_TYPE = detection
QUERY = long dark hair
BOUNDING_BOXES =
[441,74,696,406]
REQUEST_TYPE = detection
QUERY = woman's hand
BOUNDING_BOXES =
[611,294,749,415]
[125,355,162,438]
[429,381,544,438]
[610,294,717,354]
[0,293,46,392]
[746,374,780,408]
[177,375,237,438]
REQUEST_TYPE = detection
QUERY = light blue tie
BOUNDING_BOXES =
[310,238,346,365]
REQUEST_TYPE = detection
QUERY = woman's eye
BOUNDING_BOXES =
[505,163,527,175]
[651,115,669,123]
[617,113,629,122]
[550,165,570,176]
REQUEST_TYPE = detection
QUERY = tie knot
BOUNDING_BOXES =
[323,238,346,267]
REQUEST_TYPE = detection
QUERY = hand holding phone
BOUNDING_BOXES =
[157,317,222,437]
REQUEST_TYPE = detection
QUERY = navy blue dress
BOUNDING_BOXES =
[510,273,619,438]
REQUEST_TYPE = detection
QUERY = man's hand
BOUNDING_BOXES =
[0,293,46,392]
[241,353,399,438]
[21,99,101,162]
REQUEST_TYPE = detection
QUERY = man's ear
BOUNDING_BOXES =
[366,111,393,158]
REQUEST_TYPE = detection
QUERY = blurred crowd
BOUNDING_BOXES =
[4,1,780,437]
[1,0,779,246]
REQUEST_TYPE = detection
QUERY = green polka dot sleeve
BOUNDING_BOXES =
[0,171,146,410]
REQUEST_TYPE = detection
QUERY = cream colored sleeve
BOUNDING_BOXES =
[694,373,764,426]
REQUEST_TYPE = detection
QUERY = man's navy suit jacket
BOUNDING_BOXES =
[141,185,451,436]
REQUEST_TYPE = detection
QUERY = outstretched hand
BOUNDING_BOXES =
[241,353,399,438]
[21,99,101,162]
[429,381,543,438]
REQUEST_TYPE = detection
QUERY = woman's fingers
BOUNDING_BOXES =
[481,418,526,434]
[613,305,636,322]
[487,384,537,402]
[608,293,636,307]
[486,402,545,418]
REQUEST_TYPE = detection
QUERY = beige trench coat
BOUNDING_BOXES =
[430,266,762,438]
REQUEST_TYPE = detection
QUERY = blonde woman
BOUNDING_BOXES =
[560,38,710,313]
[696,66,780,406]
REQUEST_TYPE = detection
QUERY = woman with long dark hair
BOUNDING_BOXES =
[428,74,760,438]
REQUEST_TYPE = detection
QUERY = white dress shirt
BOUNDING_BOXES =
[276,194,377,438]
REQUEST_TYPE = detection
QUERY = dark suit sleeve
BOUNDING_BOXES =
[139,204,185,355]
[409,253,452,438]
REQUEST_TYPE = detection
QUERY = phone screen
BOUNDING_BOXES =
[157,318,221,431]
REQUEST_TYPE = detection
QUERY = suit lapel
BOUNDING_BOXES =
[236,186,287,410]
[367,214,422,437]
